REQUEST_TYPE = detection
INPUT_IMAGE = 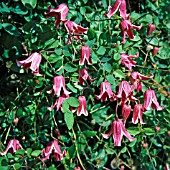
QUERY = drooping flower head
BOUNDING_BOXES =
[77,96,88,116]
[106,0,127,19]
[47,94,70,111]
[132,104,144,124]
[17,52,42,76]
[64,20,88,44]
[78,67,93,85]
[147,24,156,37]
[0,139,23,156]
[144,89,164,111]
[45,4,69,28]
[47,75,71,97]
[96,81,116,102]
[122,104,131,122]
[102,118,136,146]
[41,140,66,162]
[152,47,159,56]
[120,52,139,70]
[79,46,91,65]
[130,72,154,92]
[117,81,137,104]
[120,15,142,44]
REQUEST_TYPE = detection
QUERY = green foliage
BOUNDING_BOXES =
[0,0,170,169]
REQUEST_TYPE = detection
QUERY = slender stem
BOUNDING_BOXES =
[4,125,11,144]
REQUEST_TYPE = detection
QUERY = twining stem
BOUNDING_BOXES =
[72,128,86,170]
[4,125,11,144]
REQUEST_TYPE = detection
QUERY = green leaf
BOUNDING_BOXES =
[120,146,127,153]
[114,53,120,60]
[113,69,125,79]
[143,127,155,135]
[10,4,28,15]
[3,23,20,36]
[88,28,96,40]
[48,54,62,63]
[64,63,77,72]
[67,97,79,107]
[96,46,106,55]
[15,149,25,155]
[83,130,97,137]
[91,51,99,64]
[21,0,37,9]
[13,163,22,169]
[64,110,74,130]
[127,127,140,136]
[128,140,137,147]
[67,83,77,93]
[106,75,115,85]
[0,2,10,13]
[103,63,112,73]
[31,150,42,157]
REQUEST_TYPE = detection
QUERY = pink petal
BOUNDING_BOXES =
[106,0,121,18]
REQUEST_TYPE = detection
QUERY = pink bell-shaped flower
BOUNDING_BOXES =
[122,104,131,122]
[106,0,127,19]
[47,75,71,97]
[117,81,137,104]
[147,24,156,37]
[120,15,142,44]
[143,89,164,111]
[120,52,139,71]
[79,46,91,65]
[132,104,144,124]
[130,72,154,92]
[102,119,136,146]
[45,4,69,28]
[78,67,93,85]
[0,139,23,156]
[64,20,88,44]
[47,94,70,111]
[77,96,88,116]
[41,140,66,162]
[152,47,159,56]
[17,52,42,76]
[96,81,116,102]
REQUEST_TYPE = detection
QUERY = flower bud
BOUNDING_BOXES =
[155,126,160,132]
[168,130,170,137]
[13,118,19,125]
[152,47,159,56]
[147,24,156,37]
[143,143,148,148]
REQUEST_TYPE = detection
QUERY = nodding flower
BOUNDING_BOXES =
[17,52,42,76]
[77,96,88,116]
[102,118,136,146]
[45,4,69,28]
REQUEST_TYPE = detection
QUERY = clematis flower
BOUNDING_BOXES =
[120,15,142,44]
[47,75,71,97]
[96,81,116,102]
[41,140,66,162]
[47,94,69,111]
[120,52,139,70]
[147,24,156,37]
[77,96,88,116]
[64,20,88,44]
[152,47,159,56]
[144,89,165,111]
[132,104,144,124]
[106,0,127,19]
[130,72,154,92]
[45,4,69,28]
[17,52,42,76]
[79,46,91,65]
[78,67,93,85]
[102,118,136,146]
[74,166,81,170]
[117,81,137,104]
[0,139,23,156]
[122,104,131,122]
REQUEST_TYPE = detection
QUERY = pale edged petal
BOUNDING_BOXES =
[106,0,121,18]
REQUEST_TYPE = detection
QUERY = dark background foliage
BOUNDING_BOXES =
[0,0,170,169]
